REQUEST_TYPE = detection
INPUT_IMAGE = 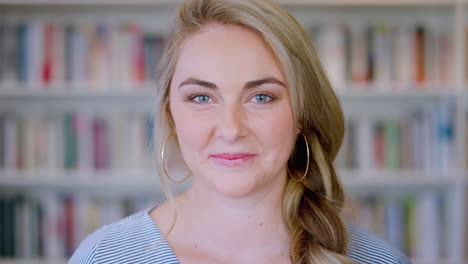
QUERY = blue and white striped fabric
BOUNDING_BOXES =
[69,204,412,264]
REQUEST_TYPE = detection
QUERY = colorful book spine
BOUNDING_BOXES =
[308,23,453,89]
[344,192,444,259]
[0,111,154,172]
[335,100,454,172]
[0,21,165,89]
[0,193,155,258]
[0,19,455,90]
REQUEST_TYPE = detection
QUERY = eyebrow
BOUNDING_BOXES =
[178,77,285,90]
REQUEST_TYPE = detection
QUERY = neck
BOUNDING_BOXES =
[174,172,290,260]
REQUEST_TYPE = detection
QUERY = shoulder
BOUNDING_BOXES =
[346,222,412,264]
[68,205,178,264]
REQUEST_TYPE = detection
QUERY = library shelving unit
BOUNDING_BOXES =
[0,0,466,264]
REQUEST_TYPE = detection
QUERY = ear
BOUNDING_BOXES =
[297,122,303,134]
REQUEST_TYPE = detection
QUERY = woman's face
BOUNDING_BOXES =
[169,23,297,198]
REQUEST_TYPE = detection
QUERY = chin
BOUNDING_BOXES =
[211,176,259,199]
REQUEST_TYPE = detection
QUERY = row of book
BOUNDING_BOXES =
[0,103,456,173]
[343,191,447,259]
[0,192,157,258]
[0,19,460,91]
[310,23,454,89]
[0,111,155,171]
[0,191,448,260]
[0,21,164,90]
[335,100,455,172]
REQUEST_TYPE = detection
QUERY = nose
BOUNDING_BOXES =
[216,104,248,143]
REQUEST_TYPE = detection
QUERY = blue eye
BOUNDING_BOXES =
[191,95,212,103]
[252,93,272,103]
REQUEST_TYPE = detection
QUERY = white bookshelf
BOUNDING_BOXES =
[0,0,466,263]
[0,0,458,6]
[0,169,459,190]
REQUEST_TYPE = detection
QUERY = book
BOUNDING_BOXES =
[2,23,17,86]
[413,191,441,259]
[0,111,155,173]
[0,114,4,169]
[308,22,453,89]
[356,116,373,170]
[0,21,4,84]
[0,21,165,89]
[336,101,454,172]
[0,193,155,258]
[64,113,78,170]
[0,19,454,91]
[343,192,444,259]
[384,120,400,169]
[414,25,426,86]
[466,26,468,83]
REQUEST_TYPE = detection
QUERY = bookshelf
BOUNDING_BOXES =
[0,0,459,6]
[0,0,466,263]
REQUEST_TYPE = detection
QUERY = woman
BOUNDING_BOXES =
[70,0,412,263]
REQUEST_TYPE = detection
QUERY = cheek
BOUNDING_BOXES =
[252,105,296,158]
[170,102,212,158]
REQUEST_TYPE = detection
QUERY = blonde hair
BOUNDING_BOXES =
[154,0,352,263]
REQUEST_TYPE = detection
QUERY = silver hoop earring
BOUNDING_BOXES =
[289,131,310,182]
[161,132,191,184]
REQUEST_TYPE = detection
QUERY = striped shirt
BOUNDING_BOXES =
[69,204,412,264]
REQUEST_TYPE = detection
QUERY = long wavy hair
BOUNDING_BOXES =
[153,0,352,263]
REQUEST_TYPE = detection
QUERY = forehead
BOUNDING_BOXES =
[172,23,285,86]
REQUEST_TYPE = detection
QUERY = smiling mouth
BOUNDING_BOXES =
[210,153,257,167]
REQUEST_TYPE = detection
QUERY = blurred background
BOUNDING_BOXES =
[0,0,467,264]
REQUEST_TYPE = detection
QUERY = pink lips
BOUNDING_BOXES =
[211,153,257,167]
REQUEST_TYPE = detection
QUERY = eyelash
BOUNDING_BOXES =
[188,93,275,104]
